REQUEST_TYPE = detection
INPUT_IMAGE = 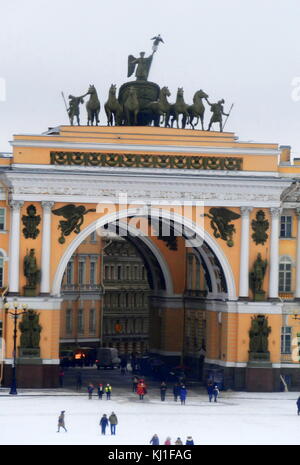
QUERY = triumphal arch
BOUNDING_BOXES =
[1,40,300,391]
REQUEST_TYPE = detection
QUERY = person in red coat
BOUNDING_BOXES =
[136,380,147,400]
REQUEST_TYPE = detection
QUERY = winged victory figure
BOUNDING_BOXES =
[204,207,241,247]
[52,204,96,243]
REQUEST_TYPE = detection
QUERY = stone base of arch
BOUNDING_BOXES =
[3,363,60,389]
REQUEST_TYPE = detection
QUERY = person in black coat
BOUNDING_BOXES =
[100,414,109,435]
[173,382,181,402]
[296,397,300,415]
[207,382,214,402]
[98,384,104,399]
[160,381,167,401]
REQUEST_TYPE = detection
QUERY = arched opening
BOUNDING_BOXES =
[54,208,235,379]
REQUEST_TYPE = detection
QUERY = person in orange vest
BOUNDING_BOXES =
[136,380,147,400]
[105,383,112,400]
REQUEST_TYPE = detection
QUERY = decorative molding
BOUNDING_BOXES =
[240,206,253,217]
[50,151,244,171]
[41,201,55,211]
[270,207,282,218]
[2,171,290,206]
[10,139,280,156]
[9,200,24,210]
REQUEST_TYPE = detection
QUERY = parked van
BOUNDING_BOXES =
[96,348,120,369]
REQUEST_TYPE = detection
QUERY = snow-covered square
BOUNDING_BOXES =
[1,389,300,446]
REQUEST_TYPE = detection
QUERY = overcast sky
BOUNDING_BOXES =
[1,0,300,156]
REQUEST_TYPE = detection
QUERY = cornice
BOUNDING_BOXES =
[2,170,291,207]
[10,139,280,156]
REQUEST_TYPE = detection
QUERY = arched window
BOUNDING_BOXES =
[0,252,4,288]
[279,256,292,292]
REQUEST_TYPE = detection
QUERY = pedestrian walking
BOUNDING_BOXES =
[59,369,64,388]
[164,436,171,445]
[175,437,183,445]
[57,410,67,432]
[173,382,181,402]
[98,384,104,399]
[87,383,94,399]
[180,385,187,405]
[137,380,147,400]
[160,381,167,401]
[296,396,300,415]
[150,434,160,445]
[132,375,139,393]
[109,411,118,435]
[105,383,112,400]
[186,436,194,445]
[99,414,109,435]
[213,384,219,402]
[207,382,214,402]
[76,372,82,391]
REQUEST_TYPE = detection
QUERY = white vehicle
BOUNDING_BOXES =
[96,348,120,369]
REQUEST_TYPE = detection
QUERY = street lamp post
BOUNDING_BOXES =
[4,300,27,395]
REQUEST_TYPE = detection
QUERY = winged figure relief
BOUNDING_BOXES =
[204,207,241,247]
[52,204,96,244]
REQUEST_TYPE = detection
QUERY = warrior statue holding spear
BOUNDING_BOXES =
[206,98,233,132]
[61,91,88,125]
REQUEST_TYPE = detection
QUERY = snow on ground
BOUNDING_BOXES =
[0,389,300,445]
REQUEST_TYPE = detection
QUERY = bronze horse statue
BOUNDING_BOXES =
[188,89,209,130]
[123,86,139,126]
[86,85,100,126]
[104,84,123,126]
[147,86,171,127]
[167,87,189,129]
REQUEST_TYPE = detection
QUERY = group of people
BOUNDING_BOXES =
[171,382,188,404]
[57,410,118,435]
[150,434,194,445]
[87,383,112,400]
[207,382,220,402]
[99,412,118,435]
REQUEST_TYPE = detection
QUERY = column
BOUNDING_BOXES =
[8,200,24,294]
[269,207,281,300]
[295,209,300,299]
[239,207,252,299]
[40,202,54,294]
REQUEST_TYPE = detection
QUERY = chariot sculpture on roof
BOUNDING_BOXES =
[62,35,233,130]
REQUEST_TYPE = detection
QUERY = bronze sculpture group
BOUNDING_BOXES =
[63,35,232,131]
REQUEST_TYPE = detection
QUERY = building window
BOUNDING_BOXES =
[134,266,139,280]
[280,216,292,238]
[126,266,130,280]
[78,309,84,334]
[110,266,115,280]
[0,253,4,287]
[90,261,96,285]
[78,260,85,285]
[89,309,96,334]
[0,208,5,231]
[66,261,74,285]
[104,265,109,280]
[279,257,292,292]
[281,327,292,354]
[66,309,72,334]
[117,265,122,280]
[90,231,97,243]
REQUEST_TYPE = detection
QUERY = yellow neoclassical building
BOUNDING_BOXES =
[1,125,300,391]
